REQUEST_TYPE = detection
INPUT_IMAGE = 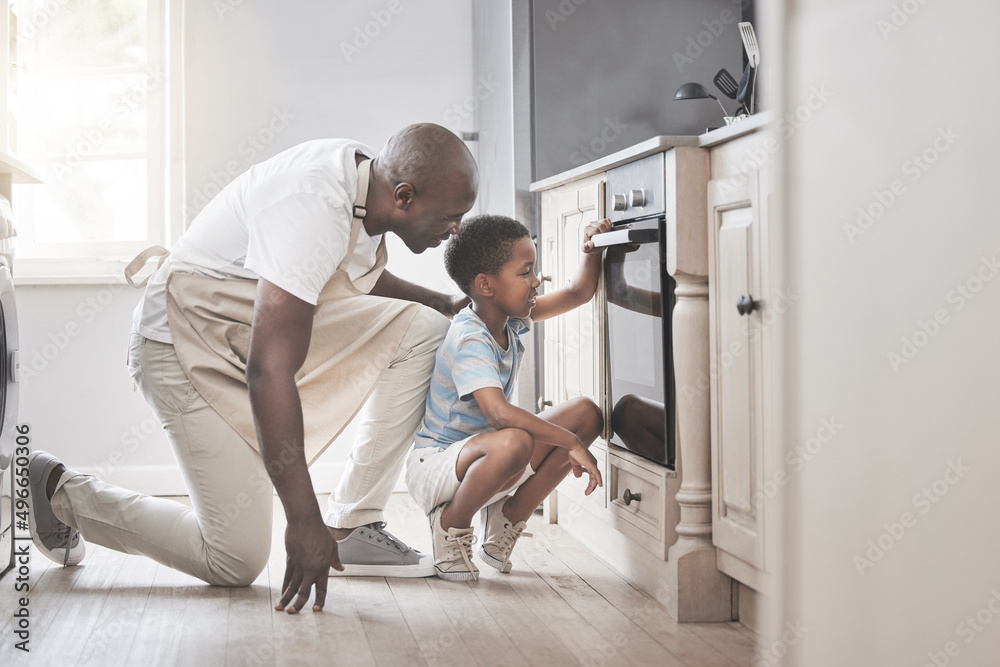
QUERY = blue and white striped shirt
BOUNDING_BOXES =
[413,305,531,449]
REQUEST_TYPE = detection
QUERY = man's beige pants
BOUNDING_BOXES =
[50,306,448,586]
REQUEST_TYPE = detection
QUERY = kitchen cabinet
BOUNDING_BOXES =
[707,127,779,598]
[532,138,733,622]
[538,173,608,518]
[538,173,605,411]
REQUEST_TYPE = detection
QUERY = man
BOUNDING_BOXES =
[26,123,478,614]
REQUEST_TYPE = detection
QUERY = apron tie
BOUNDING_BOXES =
[124,245,170,288]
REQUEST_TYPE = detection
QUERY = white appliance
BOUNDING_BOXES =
[0,193,19,577]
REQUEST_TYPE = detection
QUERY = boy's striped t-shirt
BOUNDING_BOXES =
[413,305,531,450]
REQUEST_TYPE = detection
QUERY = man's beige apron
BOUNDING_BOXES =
[127,156,422,465]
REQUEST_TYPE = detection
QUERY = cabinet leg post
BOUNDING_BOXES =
[665,274,732,622]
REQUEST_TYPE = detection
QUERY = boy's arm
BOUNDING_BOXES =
[369,269,469,318]
[472,386,604,495]
[530,218,612,323]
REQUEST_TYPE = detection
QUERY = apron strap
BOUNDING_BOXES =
[338,156,373,274]
[124,245,170,288]
[353,155,372,222]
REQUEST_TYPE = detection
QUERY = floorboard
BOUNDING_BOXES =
[77,553,160,667]
[350,576,428,666]
[523,525,744,667]
[30,548,127,664]
[0,493,758,666]
[426,575,531,666]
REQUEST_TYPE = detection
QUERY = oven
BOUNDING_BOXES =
[594,153,675,467]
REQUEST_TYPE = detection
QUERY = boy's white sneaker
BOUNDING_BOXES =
[429,503,479,581]
[478,496,530,574]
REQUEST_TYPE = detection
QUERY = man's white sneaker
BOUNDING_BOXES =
[478,496,530,574]
[331,522,435,577]
[429,503,479,581]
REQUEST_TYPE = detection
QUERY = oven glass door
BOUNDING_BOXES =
[603,216,675,467]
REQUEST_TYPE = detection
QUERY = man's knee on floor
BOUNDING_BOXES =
[199,539,270,587]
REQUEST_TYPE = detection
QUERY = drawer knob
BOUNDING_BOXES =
[623,489,642,506]
[736,294,758,315]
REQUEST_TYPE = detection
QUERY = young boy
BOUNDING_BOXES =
[405,213,612,580]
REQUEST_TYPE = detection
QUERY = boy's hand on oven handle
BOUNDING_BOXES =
[582,218,613,253]
[569,443,604,496]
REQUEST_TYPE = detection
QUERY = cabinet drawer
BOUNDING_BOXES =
[605,450,678,561]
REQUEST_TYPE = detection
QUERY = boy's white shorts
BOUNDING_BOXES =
[404,436,535,517]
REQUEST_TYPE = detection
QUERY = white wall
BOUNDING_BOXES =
[17,0,474,494]
[779,0,1000,663]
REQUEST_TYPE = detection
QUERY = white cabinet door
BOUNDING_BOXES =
[539,176,605,409]
[708,170,765,570]
[559,182,603,405]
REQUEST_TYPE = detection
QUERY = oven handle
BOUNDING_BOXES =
[591,227,659,247]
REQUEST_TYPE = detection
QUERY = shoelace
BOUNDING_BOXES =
[365,522,407,553]
[494,521,532,571]
[445,531,478,573]
[55,523,76,567]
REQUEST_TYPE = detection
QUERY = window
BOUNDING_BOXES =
[7,0,176,281]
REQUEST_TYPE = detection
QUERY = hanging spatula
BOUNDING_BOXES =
[738,22,760,67]
[713,68,739,100]
[738,22,760,114]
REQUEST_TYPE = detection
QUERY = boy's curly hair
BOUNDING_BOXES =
[445,214,530,296]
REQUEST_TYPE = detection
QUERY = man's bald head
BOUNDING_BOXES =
[379,123,479,198]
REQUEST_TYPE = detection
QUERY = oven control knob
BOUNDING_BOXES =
[611,193,628,211]
[628,189,646,208]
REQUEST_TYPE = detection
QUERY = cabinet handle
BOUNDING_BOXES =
[736,294,758,316]
[537,397,553,411]
[540,275,553,283]
[623,489,641,506]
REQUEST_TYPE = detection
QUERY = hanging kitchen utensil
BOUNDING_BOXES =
[735,62,756,116]
[738,22,760,114]
[738,22,760,67]
[713,68,739,100]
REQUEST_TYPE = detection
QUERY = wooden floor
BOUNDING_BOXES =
[0,493,757,666]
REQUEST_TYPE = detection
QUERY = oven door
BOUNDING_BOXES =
[597,216,675,467]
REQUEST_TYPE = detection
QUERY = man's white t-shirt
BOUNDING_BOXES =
[133,138,381,344]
